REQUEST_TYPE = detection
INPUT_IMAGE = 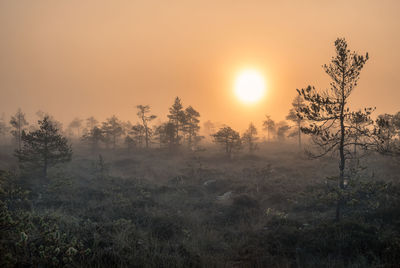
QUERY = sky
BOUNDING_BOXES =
[0,0,399,132]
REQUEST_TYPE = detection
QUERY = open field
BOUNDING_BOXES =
[1,142,400,267]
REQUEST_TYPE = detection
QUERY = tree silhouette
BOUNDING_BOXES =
[9,108,29,150]
[136,105,157,149]
[262,115,275,141]
[297,38,371,221]
[286,95,306,149]
[82,126,103,153]
[15,116,72,178]
[373,113,400,156]
[124,135,136,152]
[212,126,241,158]
[154,122,178,152]
[183,106,201,149]
[85,116,98,133]
[0,116,9,145]
[130,124,146,148]
[101,116,124,150]
[68,117,83,138]
[203,120,216,136]
[242,123,258,153]
[349,110,373,165]
[276,121,290,141]
[36,110,63,131]
[167,97,186,148]
[153,124,164,149]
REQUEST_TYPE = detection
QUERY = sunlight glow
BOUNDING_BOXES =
[234,69,265,103]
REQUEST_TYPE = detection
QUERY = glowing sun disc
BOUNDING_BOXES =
[234,70,265,103]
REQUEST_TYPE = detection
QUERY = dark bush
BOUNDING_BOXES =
[150,216,182,240]
[232,194,260,209]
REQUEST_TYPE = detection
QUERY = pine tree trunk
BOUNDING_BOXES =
[337,80,346,222]
[145,128,149,149]
[298,121,301,149]
[188,130,192,149]
[18,116,21,151]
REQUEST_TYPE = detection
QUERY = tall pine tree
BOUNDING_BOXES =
[297,38,371,221]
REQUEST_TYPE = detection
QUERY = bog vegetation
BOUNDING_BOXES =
[1,38,400,267]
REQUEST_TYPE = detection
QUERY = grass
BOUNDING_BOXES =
[1,142,399,267]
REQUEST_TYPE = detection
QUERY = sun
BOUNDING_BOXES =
[234,69,266,103]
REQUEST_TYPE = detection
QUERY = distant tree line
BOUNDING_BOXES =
[1,38,400,196]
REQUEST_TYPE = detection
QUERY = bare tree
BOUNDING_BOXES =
[297,38,371,221]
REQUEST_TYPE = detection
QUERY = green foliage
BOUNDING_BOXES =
[2,139,400,267]
[15,116,72,178]
[0,171,89,267]
[17,214,90,267]
[150,216,182,240]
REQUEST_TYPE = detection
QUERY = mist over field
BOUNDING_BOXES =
[1,1,400,268]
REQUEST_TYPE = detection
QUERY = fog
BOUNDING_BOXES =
[1,1,400,267]
[1,1,400,131]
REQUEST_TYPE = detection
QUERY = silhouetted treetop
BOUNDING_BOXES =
[212,126,241,158]
[297,37,371,221]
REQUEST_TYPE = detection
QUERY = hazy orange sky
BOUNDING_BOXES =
[1,0,399,132]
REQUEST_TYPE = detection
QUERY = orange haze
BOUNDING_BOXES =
[1,0,399,133]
